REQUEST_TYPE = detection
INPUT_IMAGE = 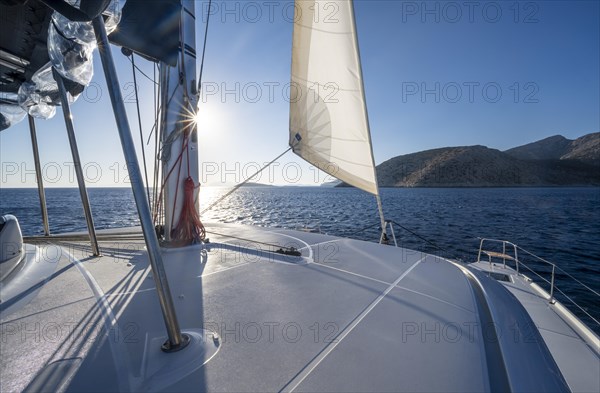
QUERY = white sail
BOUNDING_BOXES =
[289,0,379,195]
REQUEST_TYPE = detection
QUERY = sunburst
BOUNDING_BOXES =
[179,101,218,137]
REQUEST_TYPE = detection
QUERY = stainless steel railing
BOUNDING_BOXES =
[477,238,599,327]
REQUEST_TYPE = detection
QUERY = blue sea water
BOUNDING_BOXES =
[1,186,599,330]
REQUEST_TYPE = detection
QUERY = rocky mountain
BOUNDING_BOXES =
[504,135,572,161]
[338,132,599,188]
[505,133,600,165]
[560,132,600,163]
[320,180,342,187]
[239,182,275,187]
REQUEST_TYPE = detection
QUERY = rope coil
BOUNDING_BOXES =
[170,176,206,245]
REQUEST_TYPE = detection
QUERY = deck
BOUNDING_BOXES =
[1,223,590,392]
[470,261,600,393]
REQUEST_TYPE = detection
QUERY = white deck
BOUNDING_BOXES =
[1,223,595,392]
[470,261,600,393]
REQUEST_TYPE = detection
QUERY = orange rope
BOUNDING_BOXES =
[160,122,206,245]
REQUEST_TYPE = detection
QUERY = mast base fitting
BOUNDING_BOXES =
[275,247,302,257]
[381,234,390,245]
[161,333,191,353]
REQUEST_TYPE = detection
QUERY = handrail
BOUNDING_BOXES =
[477,238,519,273]
[517,246,600,297]
[476,238,600,327]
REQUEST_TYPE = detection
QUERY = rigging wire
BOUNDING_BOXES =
[196,0,212,102]
[176,2,195,108]
[149,74,181,154]
[388,219,449,254]
[346,221,382,237]
[151,0,215,236]
[151,64,180,224]
[128,58,159,85]
[153,63,157,129]
[164,0,214,223]
[200,146,293,216]
[24,231,300,256]
[345,218,450,255]
[204,230,301,254]
[153,129,189,222]
[152,62,162,223]
[129,53,152,205]
[167,1,198,236]
[166,26,197,235]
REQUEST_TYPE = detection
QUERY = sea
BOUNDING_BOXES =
[1,186,599,332]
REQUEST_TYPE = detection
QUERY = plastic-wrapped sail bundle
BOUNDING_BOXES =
[0,93,27,131]
[17,63,61,119]
[18,82,56,119]
[50,0,122,42]
[48,0,122,86]
[47,22,95,86]
[2,1,122,128]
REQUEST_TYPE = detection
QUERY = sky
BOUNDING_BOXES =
[1,0,599,188]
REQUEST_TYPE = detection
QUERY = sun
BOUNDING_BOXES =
[179,102,222,138]
[193,105,220,134]
[194,109,207,129]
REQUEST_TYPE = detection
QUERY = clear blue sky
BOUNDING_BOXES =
[1,0,598,187]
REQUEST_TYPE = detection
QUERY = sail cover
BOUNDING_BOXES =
[289,0,379,195]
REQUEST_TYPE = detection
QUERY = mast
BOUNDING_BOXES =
[160,0,200,244]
